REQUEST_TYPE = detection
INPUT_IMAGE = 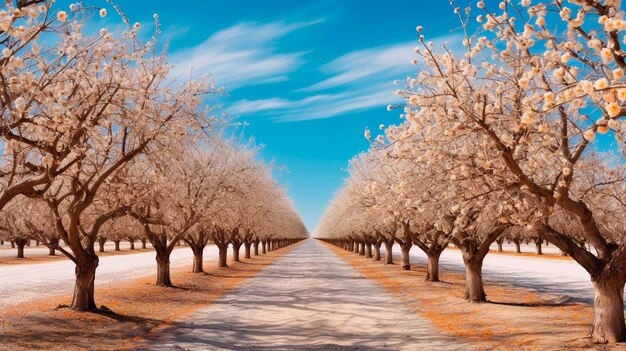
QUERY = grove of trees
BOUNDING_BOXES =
[316,0,626,344]
[0,1,307,312]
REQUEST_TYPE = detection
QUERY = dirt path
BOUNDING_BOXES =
[144,239,472,351]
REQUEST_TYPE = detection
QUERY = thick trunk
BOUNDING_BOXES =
[192,247,205,273]
[400,243,411,270]
[218,245,228,268]
[384,240,394,264]
[129,241,135,250]
[496,239,503,252]
[513,240,521,253]
[114,240,120,251]
[426,251,441,282]
[254,241,260,256]
[464,259,486,302]
[358,242,365,256]
[16,240,26,258]
[353,241,359,254]
[590,277,626,343]
[49,247,56,256]
[98,240,105,253]
[141,239,147,249]
[155,253,172,286]
[70,256,98,311]
[373,243,381,261]
[365,242,372,258]
[262,240,267,254]
[244,242,252,259]
[232,244,241,262]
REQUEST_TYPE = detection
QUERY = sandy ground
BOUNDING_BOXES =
[0,241,151,261]
[143,239,473,351]
[0,246,207,309]
[0,245,296,351]
[381,244,621,308]
[331,242,626,350]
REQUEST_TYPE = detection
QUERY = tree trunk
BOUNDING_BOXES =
[590,276,626,343]
[141,239,147,249]
[254,241,260,256]
[129,241,135,250]
[155,252,172,286]
[218,245,228,268]
[535,240,543,255]
[365,242,372,258]
[426,251,442,282]
[400,242,411,270]
[262,240,267,254]
[358,241,365,255]
[10,240,14,248]
[232,244,241,262]
[192,246,205,273]
[496,238,503,252]
[49,247,56,256]
[16,240,25,258]
[464,259,486,302]
[70,256,98,311]
[353,241,359,254]
[513,239,521,253]
[244,242,252,259]
[384,240,394,264]
[98,240,106,253]
[114,240,120,251]
[373,242,381,261]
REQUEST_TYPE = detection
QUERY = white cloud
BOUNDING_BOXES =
[229,88,400,122]
[169,20,322,89]
[299,42,416,92]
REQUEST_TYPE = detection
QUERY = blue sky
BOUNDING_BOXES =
[74,1,463,230]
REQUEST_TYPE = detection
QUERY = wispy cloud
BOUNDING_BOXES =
[169,20,322,89]
[299,42,416,92]
[227,33,464,122]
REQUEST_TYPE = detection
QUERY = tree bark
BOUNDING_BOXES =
[427,251,442,282]
[400,242,411,270]
[590,275,626,343]
[232,244,241,262]
[262,240,267,254]
[155,252,172,286]
[365,242,372,258]
[384,239,394,264]
[254,241,260,256]
[192,245,205,273]
[98,240,105,253]
[464,259,486,302]
[373,242,381,261]
[218,245,228,268]
[513,239,521,253]
[141,239,147,249]
[129,240,135,250]
[15,238,27,258]
[70,256,99,311]
[114,240,120,251]
[244,242,252,259]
